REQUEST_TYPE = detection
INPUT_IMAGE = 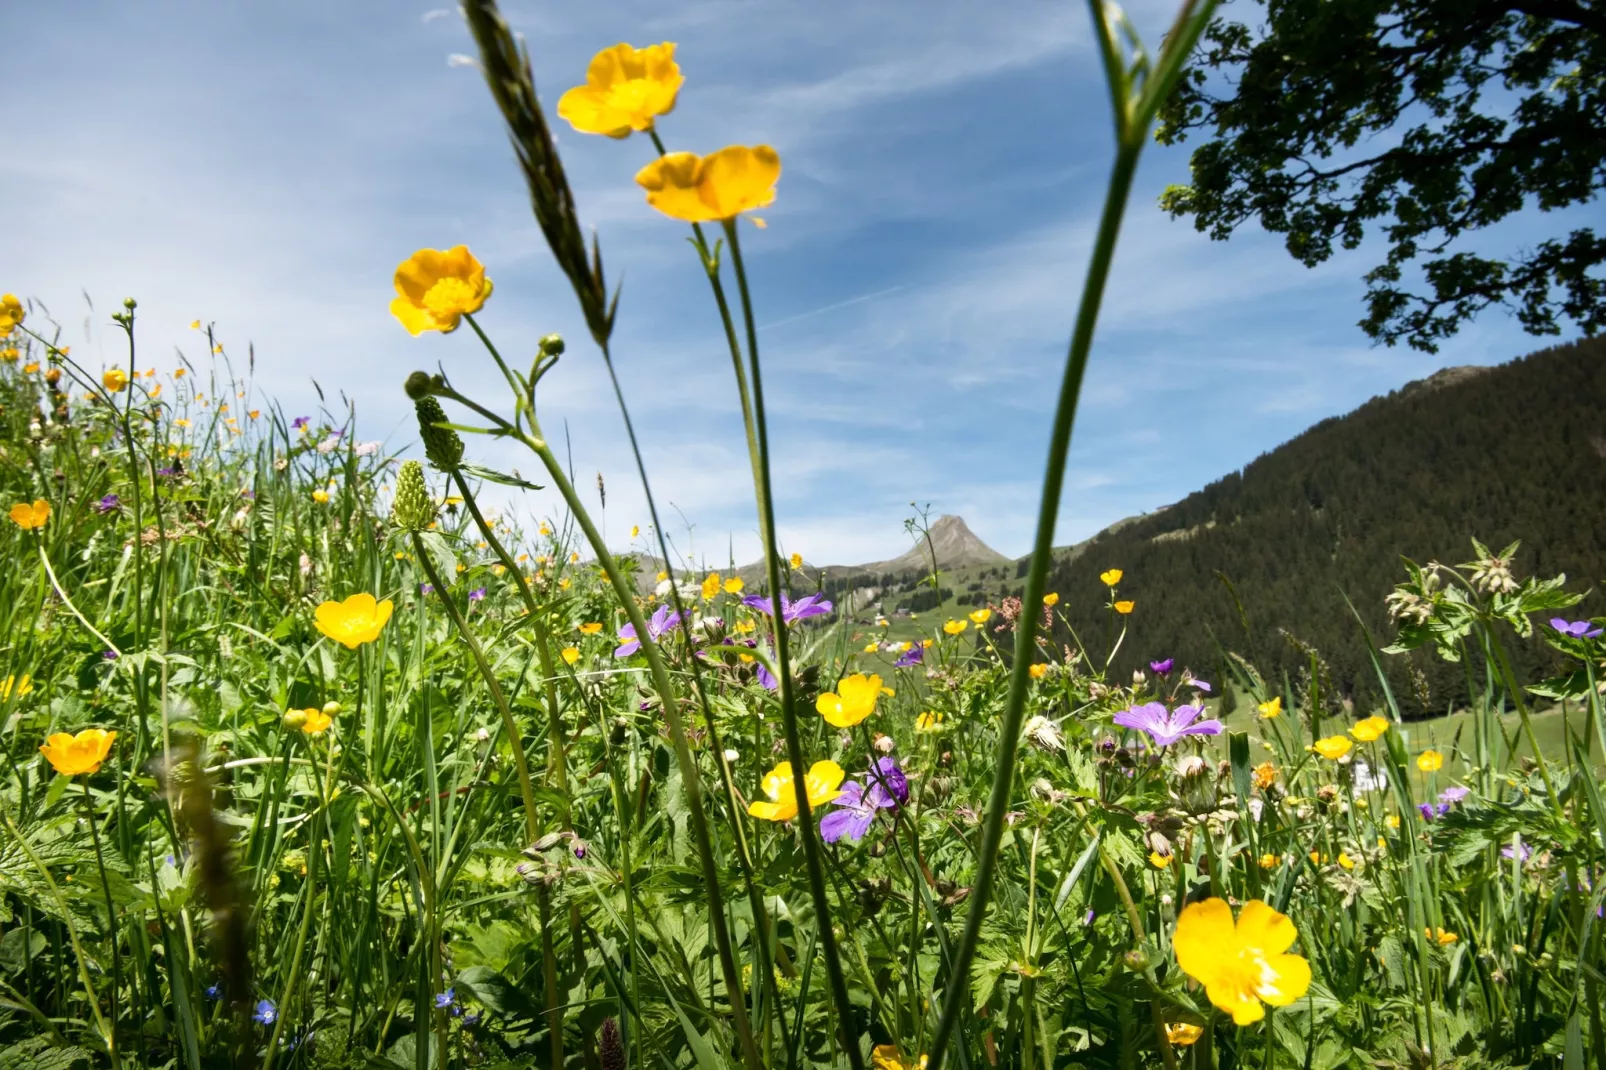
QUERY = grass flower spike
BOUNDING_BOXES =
[9,499,51,530]
[315,593,395,649]
[1174,898,1312,1024]
[635,145,780,223]
[557,42,683,138]
[747,760,844,822]
[817,672,883,727]
[390,246,493,335]
[39,728,117,776]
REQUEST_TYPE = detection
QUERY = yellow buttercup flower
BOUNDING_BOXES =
[635,145,780,223]
[1149,851,1172,869]
[0,674,34,701]
[816,673,883,728]
[174,418,192,429]
[0,347,17,361]
[1099,569,1123,586]
[190,319,201,329]
[1417,749,1444,772]
[863,642,879,654]
[1427,927,1458,945]
[0,294,24,337]
[557,42,683,138]
[747,760,844,822]
[390,246,493,336]
[1174,898,1311,1025]
[39,728,117,777]
[969,608,992,625]
[1312,736,1352,760]
[1258,853,1281,869]
[21,362,39,374]
[1042,592,1059,606]
[1257,696,1281,719]
[1164,1023,1203,1047]
[103,368,129,392]
[561,646,582,666]
[9,499,50,530]
[1252,761,1277,789]
[630,525,641,538]
[1028,663,1049,679]
[915,710,943,731]
[701,572,721,600]
[314,593,395,650]
[1337,852,1355,871]
[870,1045,927,1070]
[1385,813,1401,830]
[789,552,803,570]
[1114,600,1135,615]
[311,489,330,504]
[300,708,333,735]
[579,622,602,635]
[723,577,744,594]
[943,620,967,635]
[1349,715,1389,742]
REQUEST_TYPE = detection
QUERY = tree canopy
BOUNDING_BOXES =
[1157,0,1606,352]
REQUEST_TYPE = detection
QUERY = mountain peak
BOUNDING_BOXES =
[859,515,1010,574]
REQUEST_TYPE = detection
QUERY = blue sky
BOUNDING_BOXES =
[9,0,1588,566]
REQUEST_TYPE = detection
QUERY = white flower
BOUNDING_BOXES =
[722,749,740,763]
[316,436,339,454]
[1248,797,1264,822]
[1022,715,1064,753]
[1352,759,1389,795]
[355,441,381,457]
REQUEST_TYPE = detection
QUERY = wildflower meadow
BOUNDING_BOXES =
[2,1,1603,1068]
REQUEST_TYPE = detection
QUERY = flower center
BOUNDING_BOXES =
[423,277,478,320]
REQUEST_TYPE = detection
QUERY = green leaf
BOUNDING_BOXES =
[459,463,543,491]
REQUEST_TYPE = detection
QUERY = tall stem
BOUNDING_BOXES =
[411,533,542,844]
[926,141,1143,1070]
[81,781,122,1068]
[722,218,865,1070]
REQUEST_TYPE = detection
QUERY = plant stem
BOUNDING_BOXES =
[81,780,122,1068]
[722,217,865,1070]
[926,138,1144,1070]
[411,532,541,844]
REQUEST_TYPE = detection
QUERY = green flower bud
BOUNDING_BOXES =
[414,396,463,471]
[403,371,434,400]
[391,460,436,532]
[1122,946,1150,972]
[539,333,565,357]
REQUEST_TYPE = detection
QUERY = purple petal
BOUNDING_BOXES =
[866,757,908,807]
[1114,702,1167,735]
[820,806,875,844]
[1180,718,1224,738]
[1148,658,1173,675]
[1170,703,1206,729]
[755,660,778,691]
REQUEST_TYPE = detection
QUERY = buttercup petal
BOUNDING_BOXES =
[1234,900,1299,956]
[1173,898,1236,987]
[1256,952,1312,1007]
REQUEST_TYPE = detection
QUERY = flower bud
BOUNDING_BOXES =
[414,396,464,471]
[539,333,565,357]
[391,460,436,532]
[404,371,434,400]
[282,709,307,730]
[322,701,342,715]
[1123,947,1150,971]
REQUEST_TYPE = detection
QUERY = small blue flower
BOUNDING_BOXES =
[434,988,456,1010]
[253,998,277,1025]
[204,984,222,1001]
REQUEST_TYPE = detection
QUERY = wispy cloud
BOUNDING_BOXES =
[5,0,1561,564]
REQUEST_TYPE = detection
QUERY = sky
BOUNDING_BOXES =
[8,0,1592,567]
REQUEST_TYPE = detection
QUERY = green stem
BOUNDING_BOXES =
[36,540,121,655]
[494,410,763,1070]
[722,218,864,1070]
[926,137,1145,1070]
[81,781,122,1068]
[411,532,542,844]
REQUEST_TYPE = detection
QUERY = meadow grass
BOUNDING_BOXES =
[2,1,1605,1068]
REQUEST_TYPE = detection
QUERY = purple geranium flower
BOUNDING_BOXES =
[1550,618,1603,639]
[615,605,684,657]
[1438,785,1471,804]
[1418,801,1450,820]
[1112,701,1224,748]
[95,493,121,514]
[1184,677,1212,693]
[1502,836,1531,862]
[755,656,778,691]
[1149,658,1174,675]
[741,592,833,624]
[468,587,486,602]
[894,644,924,668]
[820,757,907,844]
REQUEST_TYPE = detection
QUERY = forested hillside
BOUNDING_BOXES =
[1043,337,1606,715]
